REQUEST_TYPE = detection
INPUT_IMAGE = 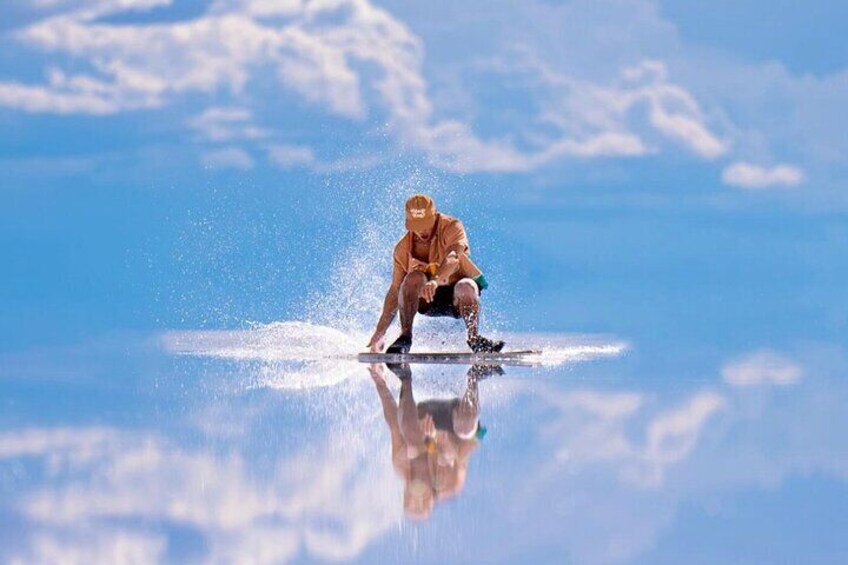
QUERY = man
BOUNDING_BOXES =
[367,194,505,354]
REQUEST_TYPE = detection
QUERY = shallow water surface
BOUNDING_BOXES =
[1,331,846,564]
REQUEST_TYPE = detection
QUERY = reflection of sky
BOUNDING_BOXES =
[2,335,846,563]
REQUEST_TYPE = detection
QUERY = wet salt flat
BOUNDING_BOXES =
[2,329,845,564]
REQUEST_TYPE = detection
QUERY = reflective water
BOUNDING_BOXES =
[1,331,846,564]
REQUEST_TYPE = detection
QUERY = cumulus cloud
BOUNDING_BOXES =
[0,67,162,114]
[447,55,726,172]
[621,60,726,159]
[722,162,805,189]
[268,144,315,169]
[188,107,268,142]
[722,349,803,387]
[0,0,733,174]
[201,147,255,169]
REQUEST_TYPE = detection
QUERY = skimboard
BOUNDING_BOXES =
[358,349,542,366]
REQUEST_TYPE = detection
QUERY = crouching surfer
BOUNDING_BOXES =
[366,194,504,354]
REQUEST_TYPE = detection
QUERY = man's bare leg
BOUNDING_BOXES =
[387,271,428,354]
[453,279,480,340]
[368,364,410,474]
[454,279,504,352]
[452,369,480,439]
[399,270,427,337]
[397,372,429,458]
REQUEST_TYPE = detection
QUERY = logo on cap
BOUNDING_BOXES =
[410,208,427,218]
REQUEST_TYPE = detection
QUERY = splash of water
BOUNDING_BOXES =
[301,166,453,333]
[163,166,628,387]
[162,324,628,389]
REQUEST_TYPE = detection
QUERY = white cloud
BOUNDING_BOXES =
[27,0,172,19]
[722,162,805,189]
[188,107,268,142]
[722,349,803,387]
[0,68,160,115]
[211,0,304,17]
[267,144,315,169]
[202,147,255,169]
[10,3,366,117]
[434,55,725,172]
[311,152,385,173]
[1,0,735,175]
[621,60,727,159]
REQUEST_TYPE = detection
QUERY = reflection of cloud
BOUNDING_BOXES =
[631,392,725,487]
[543,388,725,488]
[25,529,166,565]
[0,427,117,461]
[1,425,401,564]
[722,162,804,189]
[548,390,643,464]
[499,343,848,565]
[474,385,728,565]
[4,337,848,565]
[722,349,803,387]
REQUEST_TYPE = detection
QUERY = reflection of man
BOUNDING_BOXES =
[367,194,505,354]
[368,363,495,520]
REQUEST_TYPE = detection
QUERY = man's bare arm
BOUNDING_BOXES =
[367,259,406,351]
[374,284,400,335]
[367,282,401,351]
[434,243,467,284]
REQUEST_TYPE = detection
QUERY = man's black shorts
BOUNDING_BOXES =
[417,282,482,319]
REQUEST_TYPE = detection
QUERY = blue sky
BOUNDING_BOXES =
[1,0,847,350]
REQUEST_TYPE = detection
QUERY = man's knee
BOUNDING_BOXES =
[401,270,427,289]
[453,278,479,303]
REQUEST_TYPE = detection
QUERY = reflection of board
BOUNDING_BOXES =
[357,349,543,366]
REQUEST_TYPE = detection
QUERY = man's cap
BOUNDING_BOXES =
[405,194,437,233]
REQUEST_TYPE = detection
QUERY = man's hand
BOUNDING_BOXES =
[367,331,385,353]
[421,279,439,303]
[420,413,436,439]
[367,363,385,382]
[435,251,459,285]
